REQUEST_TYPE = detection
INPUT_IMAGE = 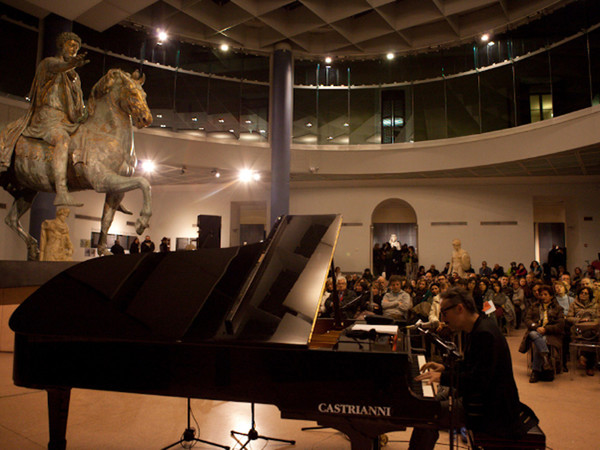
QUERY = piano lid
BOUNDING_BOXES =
[9,214,342,347]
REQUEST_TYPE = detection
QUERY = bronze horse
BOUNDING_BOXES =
[1,69,153,260]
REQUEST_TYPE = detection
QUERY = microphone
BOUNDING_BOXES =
[405,319,424,330]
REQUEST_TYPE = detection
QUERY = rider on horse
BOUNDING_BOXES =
[0,31,88,207]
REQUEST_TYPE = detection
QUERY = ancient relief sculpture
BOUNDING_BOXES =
[39,208,74,261]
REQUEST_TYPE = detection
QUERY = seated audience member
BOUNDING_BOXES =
[554,281,574,317]
[382,275,412,320]
[499,275,512,297]
[519,285,565,383]
[560,273,576,297]
[567,287,599,376]
[507,261,518,277]
[413,278,431,306]
[361,268,374,282]
[344,281,370,318]
[426,264,440,277]
[530,260,543,279]
[440,262,450,276]
[511,279,525,329]
[479,261,492,277]
[491,263,505,277]
[319,278,334,316]
[572,267,584,286]
[490,281,512,330]
[515,263,528,278]
[336,277,357,318]
[585,264,596,279]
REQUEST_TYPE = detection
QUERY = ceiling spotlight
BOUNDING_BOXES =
[218,118,225,123]
[487,41,495,47]
[325,56,332,64]
[343,122,349,127]
[220,43,229,52]
[386,52,395,60]
[481,34,490,42]
[245,120,252,124]
[191,117,198,122]
[252,172,261,181]
[157,30,168,42]
[238,169,253,182]
[306,122,313,127]
[140,160,155,173]
[211,169,221,178]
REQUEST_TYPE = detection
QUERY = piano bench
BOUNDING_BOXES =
[467,425,545,450]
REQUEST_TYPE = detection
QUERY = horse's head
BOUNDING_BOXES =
[89,69,153,129]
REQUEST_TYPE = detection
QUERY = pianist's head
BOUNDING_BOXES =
[439,287,479,332]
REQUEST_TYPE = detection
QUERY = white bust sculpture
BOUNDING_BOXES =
[39,207,74,261]
[389,233,400,250]
[449,238,471,278]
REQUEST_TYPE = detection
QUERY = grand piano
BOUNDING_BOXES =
[10,214,441,449]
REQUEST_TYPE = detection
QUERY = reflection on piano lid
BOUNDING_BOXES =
[10,214,342,347]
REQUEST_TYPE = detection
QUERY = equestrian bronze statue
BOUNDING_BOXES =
[0,32,153,260]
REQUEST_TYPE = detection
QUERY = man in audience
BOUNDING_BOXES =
[382,275,412,320]
[479,261,492,277]
[561,273,576,297]
[500,275,512,297]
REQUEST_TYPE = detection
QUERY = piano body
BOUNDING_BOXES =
[10,215,441,450]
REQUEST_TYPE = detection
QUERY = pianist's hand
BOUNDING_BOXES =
[415,362,445,384]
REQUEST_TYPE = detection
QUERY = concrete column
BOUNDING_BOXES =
[28,14,72,243]
[269,44,293,227]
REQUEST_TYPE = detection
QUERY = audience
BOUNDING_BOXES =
[317,247,598,383]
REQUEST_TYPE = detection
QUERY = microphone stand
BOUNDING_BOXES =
[415,326,462,450]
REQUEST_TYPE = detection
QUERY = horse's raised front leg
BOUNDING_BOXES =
[4,191,39,260]
[93,173,152,236]
[97,192,124,256]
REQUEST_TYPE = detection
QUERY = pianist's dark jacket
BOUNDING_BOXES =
[441,315,523,435]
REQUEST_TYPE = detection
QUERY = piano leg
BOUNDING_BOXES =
[47,388,71,450]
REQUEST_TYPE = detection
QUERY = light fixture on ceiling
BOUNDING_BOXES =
[157,30,168,45]
[386,52,395,60]
[487,41,495,47]
[220,43,230,52]
[481,34,490,42]
[218,118,225,123]
[306,122,313,127]
[211,169,221,178]
[140,160,155,173]
[324,56,332,64]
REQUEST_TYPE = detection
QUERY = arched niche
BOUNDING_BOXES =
[370,199,418,275]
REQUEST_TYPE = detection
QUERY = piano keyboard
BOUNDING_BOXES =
[410,354,435,398]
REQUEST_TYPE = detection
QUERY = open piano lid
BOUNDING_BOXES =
[10,214,342,347]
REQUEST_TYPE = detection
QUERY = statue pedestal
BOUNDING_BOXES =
[0,260,77,352]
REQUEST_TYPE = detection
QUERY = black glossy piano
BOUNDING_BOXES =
[10,214,441,450]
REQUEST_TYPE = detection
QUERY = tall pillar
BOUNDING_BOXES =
[28,14,72,243]
[269,44,293,227]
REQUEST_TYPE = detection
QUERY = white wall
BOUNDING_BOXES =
[1,178,598,273]
[290,179,600,274]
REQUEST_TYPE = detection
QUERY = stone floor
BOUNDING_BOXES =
[0,332,598,449]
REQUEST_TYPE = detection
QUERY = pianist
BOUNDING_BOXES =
[409,287,537,449]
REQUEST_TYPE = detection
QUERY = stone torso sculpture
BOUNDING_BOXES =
[449,239,471,278]
[39,208,73,261]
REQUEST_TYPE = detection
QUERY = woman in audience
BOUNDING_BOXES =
[490,280,513,330]
[413,278,430,306]
[530,260,543,279]
[519,285,565,383]
[512,278,525,329]
[516,263,528,278]
[554,280,574,317]
[362,268,374,283]
[566,287,599,376]
[572,266,584,286]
